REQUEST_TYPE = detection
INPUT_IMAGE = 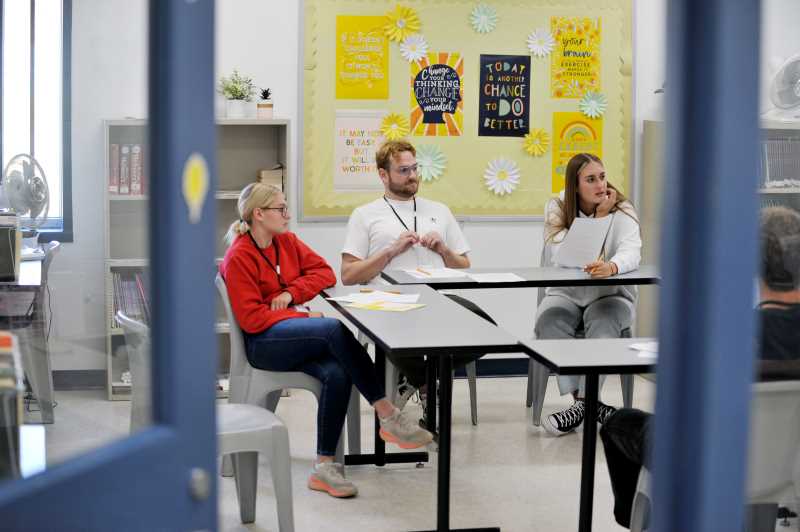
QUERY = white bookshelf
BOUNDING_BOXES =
[103,118,290,400]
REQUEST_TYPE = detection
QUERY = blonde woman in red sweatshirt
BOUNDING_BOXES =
[220,183,432,499]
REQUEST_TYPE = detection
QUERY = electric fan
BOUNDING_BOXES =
[0,153,50,238]
[763,53,800,122]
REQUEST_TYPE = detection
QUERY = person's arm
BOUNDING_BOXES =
[283,234,337,304]
[606,205,642,275]
[223,255,306,333]
[418,208,471,268]
[341,231,419,285]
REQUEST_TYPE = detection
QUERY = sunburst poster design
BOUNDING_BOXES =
[410,52,464,136]
[551,112,602,193]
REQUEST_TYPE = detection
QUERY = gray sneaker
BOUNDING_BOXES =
[395,376,417,411]
[308,461,358,498]
[379,408,434,449]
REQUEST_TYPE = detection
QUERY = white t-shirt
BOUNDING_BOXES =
[342,196,470,281]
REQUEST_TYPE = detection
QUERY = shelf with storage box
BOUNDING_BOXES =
[103,118,290,400]
[758,123,800,211]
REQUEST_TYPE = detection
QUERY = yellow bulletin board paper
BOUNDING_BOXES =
[552,112,603,193]
[336,16,390,99]
[303,0,632,219]
[550,17,602,99]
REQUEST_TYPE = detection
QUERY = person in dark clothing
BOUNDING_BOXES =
[600,206,800,528]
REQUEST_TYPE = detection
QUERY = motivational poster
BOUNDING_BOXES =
[478,54,531,137]
[335,16,389,100]
[550,17,602,99]
[333,110,385,191]
[552,112,603,193]
[410,53,464,136]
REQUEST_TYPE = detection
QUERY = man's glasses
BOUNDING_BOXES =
[260,206,289,217]
[392,164,418,178]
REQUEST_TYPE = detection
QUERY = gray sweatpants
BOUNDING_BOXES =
[534,294,633,397]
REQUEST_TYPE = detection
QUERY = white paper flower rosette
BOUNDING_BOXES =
[527,28,555,57]
[484,157,520,196]
[416,144,447,182]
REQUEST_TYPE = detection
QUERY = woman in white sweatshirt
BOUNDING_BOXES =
[536,153,642,436]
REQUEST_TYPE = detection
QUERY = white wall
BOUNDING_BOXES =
[52,0,800,370]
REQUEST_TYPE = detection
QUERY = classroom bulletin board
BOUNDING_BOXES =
[302,0,633,219]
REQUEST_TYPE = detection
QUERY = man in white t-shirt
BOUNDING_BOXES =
[341,140,495,416]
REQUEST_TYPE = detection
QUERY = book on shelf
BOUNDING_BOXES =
[111,268,151,329]
[258,164,284,190]
[109,144,120,193]
[119,145,131,195]
[130,144,143,195]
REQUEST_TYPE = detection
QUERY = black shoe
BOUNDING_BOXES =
[543,399,585,436]
[597,401,618,425]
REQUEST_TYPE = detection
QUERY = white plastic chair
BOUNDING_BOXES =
[117,311,294,531]
[629,380,800,532]
[215,274,359,466]
[526,207,634,425]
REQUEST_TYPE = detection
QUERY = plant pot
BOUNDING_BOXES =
[225,99,249,119]
[257,101,274,120]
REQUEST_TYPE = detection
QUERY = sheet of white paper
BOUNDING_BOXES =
[629,341,658,358]
[326,291,421,304]
[467,272,526,283]
[552,216,613,268]
[402,267,469,279]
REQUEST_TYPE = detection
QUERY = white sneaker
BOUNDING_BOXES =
[308,461,358,498]
[379,408,434,449]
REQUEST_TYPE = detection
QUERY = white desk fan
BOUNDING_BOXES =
[763,54,800,122]
[0,153,50,238]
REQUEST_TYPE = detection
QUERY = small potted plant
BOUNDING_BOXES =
[257,88,274,119]
[218,69,256,118]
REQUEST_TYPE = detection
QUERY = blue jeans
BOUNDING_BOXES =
[244,317,385,456]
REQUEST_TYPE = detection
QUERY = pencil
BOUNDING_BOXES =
[416,267,431,276]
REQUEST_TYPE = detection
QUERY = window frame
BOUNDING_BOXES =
[0,0,73,243]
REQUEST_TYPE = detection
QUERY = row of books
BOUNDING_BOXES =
[111,269,151,329]
[109,144,147,195]
[759,138,800,189]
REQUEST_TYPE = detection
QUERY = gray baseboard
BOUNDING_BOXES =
[52,370,106,391]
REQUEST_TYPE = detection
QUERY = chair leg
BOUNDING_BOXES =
[531,361,550,426]
[746,503,778,532]
[231,451,259,524]
[526,359,535,408]
[268,425,295,532]
[221,454,234,477]
[466,361,478,426]
[385,360,400,405]
[265,390,282,412]
[346,386,361,454]
[621,374,634,408]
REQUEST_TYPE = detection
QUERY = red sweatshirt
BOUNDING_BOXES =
[219,231,336,334]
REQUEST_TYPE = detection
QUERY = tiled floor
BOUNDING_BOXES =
[38,375,660,531]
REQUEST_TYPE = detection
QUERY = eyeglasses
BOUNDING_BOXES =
[259,206,289,217]
[392,164,418,177]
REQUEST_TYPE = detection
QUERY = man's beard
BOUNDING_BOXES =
[388,179,418,199]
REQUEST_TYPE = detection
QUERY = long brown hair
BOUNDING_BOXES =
[546,153,637,242]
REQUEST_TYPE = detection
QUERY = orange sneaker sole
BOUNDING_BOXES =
[308,476,356,498]
[379,428,429,449]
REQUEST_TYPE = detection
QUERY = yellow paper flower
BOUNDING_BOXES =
[384,5,421,42]
[523,129,550,157]
[380,113,410,140]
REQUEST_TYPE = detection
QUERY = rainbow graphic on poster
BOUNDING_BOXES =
[551,112,603,193]
[550,17,602,99]
[410,52,464,136]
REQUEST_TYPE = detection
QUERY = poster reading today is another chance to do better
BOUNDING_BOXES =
[304,1,631,218]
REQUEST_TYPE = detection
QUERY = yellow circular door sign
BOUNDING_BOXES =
[182,153,210,224]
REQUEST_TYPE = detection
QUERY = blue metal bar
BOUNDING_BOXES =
[652,1,761,531]
[148,0,218,527]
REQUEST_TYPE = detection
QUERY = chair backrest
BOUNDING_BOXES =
[747,379,800,499]
[41,241,60,284]
[116,311,152,432]
[214,273,252,384]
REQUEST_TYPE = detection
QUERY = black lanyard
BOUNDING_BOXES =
[383,196,417,232]
[248,232,287,288]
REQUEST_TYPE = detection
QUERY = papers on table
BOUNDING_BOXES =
[552,216,613,268]
[326,290,421,305]
[402,267,469,279]
[21,246,44,261]
[466,272,525,283]
[629,341,658,358]
[344,301,426,312]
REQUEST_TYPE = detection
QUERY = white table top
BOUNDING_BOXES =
[322,284,522,357]
[382,265,660,289]
[519,337,658,375]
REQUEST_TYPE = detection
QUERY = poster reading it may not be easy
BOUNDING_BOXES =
[478,55,530,137]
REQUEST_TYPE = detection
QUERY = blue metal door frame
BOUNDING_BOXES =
[652,1,761,531]
[0,1,219,530]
